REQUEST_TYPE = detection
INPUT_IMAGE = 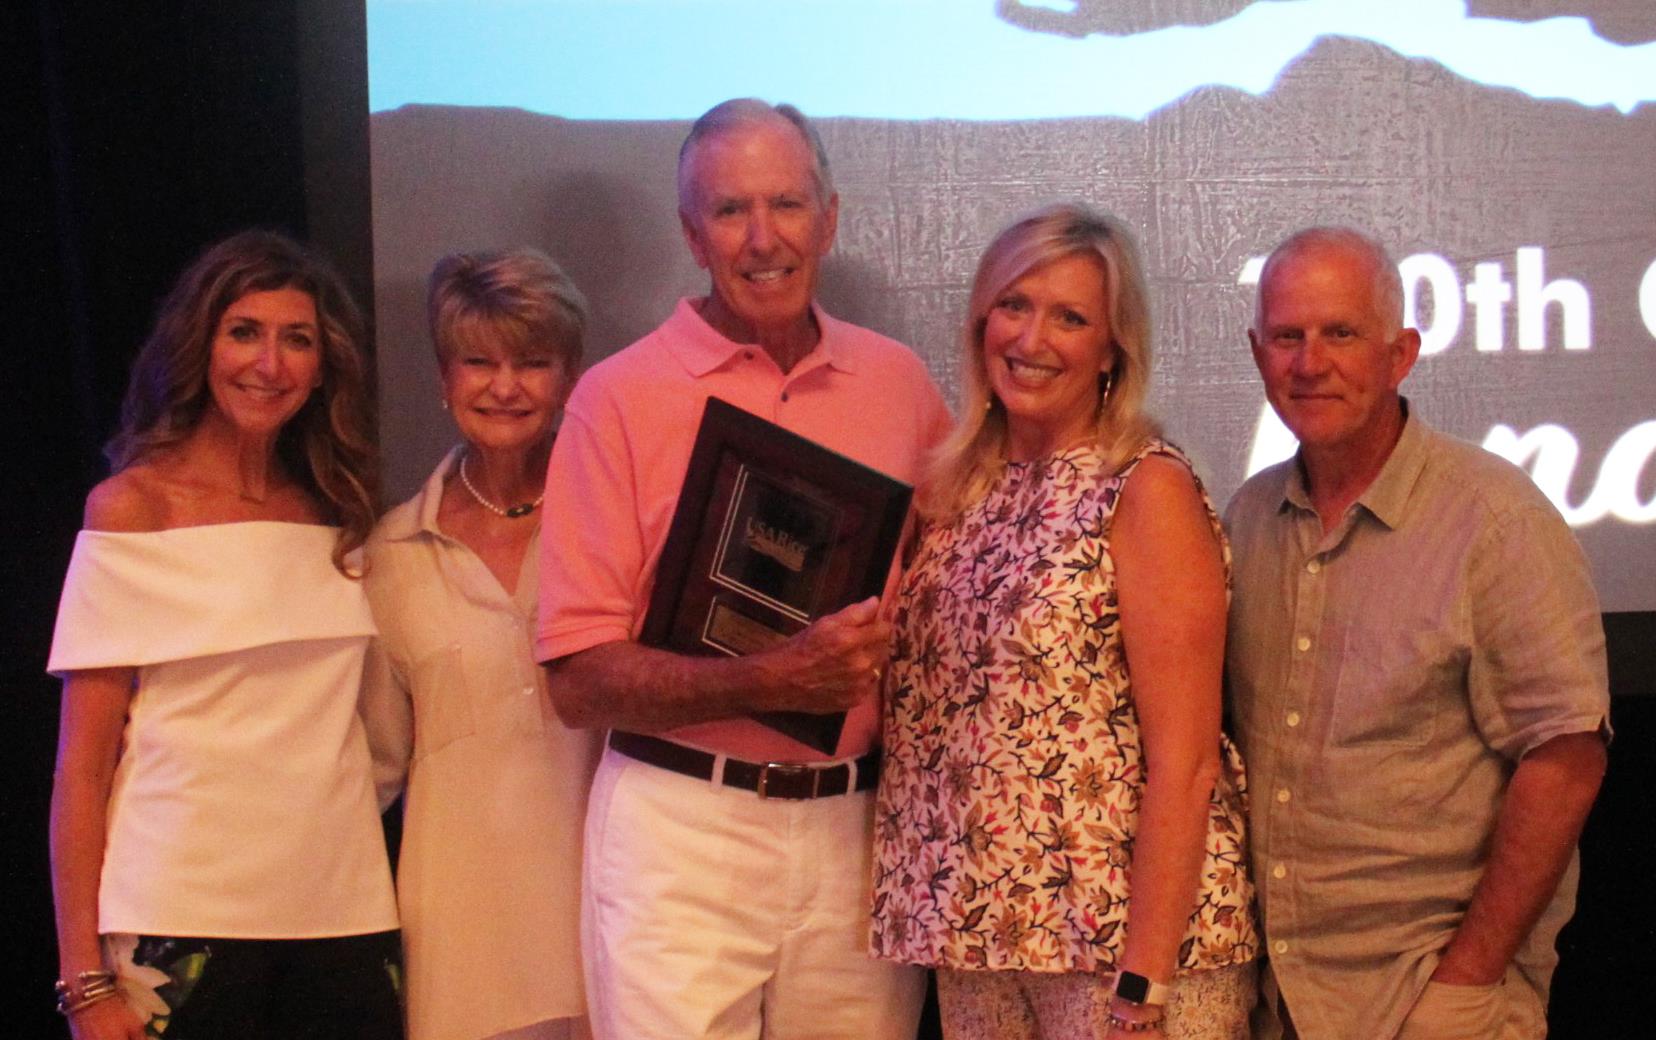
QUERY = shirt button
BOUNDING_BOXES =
[1274,940,1288,955]
[1272,863,1287,879]
[1285,711,1302,728]
[1295,635,1311,652]
[1276,788,1291,804]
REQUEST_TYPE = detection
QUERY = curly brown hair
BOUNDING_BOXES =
[105,230,380,573]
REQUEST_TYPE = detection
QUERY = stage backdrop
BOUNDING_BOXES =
[365,0,1656,612]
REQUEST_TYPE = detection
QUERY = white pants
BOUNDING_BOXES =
[581,747,925,1040]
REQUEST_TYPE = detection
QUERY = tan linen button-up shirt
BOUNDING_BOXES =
[1224,410,1609,1040]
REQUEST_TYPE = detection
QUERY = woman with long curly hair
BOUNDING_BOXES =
[47,230,401,1039]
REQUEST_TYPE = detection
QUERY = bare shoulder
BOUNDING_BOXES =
[1113,450,1225,606]
[83,468,169,533]
[1118,452,1205,517]
[1114,450,1222,569]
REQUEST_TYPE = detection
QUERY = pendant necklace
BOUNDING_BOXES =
[459,453,544,518]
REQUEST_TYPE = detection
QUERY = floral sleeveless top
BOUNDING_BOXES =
[871,440,1256,973]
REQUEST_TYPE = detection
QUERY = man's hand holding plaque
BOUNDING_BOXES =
[744,596,890,715]
[639,398,913,752]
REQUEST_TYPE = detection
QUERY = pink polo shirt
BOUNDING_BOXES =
[538,298,951,762]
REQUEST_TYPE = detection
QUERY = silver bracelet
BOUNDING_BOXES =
[55,970,119,1017]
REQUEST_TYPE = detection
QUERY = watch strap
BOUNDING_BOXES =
[1113,970,1172,1007]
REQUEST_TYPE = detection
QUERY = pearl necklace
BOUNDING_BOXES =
[459,453,544,518]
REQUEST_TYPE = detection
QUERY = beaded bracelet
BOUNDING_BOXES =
[1107,1010,1167,1034]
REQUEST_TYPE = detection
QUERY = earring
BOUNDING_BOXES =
[1097,370,1115,411]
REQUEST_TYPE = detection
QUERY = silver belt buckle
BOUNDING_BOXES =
[756,761,820,799]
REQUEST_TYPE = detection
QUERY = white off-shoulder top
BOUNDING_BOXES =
[48,522,398,939]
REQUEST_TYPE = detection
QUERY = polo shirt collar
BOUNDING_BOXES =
[378,445,463,543]
[663,297,857,378]
[1278,398,1427,530]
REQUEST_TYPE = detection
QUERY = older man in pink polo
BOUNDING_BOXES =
[537,99,949,1039]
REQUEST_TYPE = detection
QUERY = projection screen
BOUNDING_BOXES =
[365,0,1656,611]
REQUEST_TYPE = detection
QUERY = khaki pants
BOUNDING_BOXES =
[1255,961,1545,1040]
[1394,966,1545,1040]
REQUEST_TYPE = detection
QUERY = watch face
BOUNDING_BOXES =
[1116,972,1151,1004]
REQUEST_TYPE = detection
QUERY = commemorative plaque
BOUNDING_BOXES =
[639,397,913,753]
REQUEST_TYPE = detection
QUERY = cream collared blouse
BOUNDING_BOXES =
[363,448,601,1040]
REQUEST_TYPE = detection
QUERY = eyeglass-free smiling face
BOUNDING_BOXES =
[1249,242,1418,461]
[679,116,838,349]
[441,337,568,455]
[983,252,1118,462]
[206,287,322,438]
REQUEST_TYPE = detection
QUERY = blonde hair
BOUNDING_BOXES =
[427,247,588,381]
[920,203,1158,520]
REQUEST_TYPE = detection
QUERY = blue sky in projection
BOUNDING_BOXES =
[367,0,1656,119]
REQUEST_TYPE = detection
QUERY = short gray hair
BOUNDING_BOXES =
[676,98,834,212]
[1254,226,1403,337]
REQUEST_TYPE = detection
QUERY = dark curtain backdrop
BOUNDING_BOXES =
[2,2,1648,1038]
[6,3,368,1036]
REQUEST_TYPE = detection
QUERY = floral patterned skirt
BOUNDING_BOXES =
[937,959,1257,1040]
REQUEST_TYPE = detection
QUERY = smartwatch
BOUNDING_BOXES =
[1113,970,1171,1007]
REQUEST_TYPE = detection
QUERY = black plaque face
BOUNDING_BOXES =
[709,466,840,626]
[638,398,913,753]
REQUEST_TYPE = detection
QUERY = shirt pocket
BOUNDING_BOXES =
[408,643,476,760]
[1327,616,1464,749]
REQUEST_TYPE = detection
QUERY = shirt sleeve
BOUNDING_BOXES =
[356,637,412,812]
[536,389,647,663]
[359,541,415,809]
[1466,498,1610,760]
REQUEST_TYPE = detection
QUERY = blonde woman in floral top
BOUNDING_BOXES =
[871,204,1257,1039]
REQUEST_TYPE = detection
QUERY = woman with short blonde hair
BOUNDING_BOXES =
[364,247,599,1040]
